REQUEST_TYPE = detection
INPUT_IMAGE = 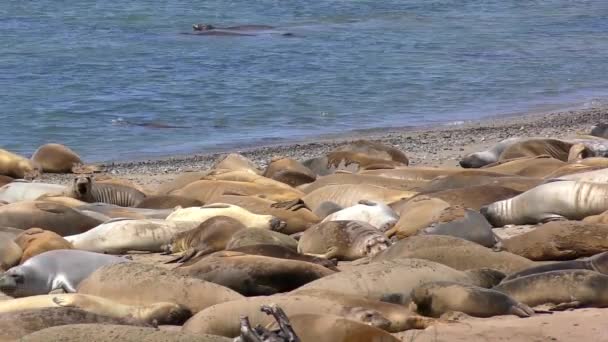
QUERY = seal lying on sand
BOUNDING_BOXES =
[503,251,608,281]
[0,234,22,271]
[31,143,83,173]
[66,176,146,207]
[0,148,41,179]
[224,227,298,250]
[321,200,399,232]
[166,203,286,231]
[460,137,525,168]
[15,228,73,263]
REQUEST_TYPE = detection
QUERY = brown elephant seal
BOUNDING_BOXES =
[31,143,83,173]
[334,139,409,164]
[0,234,22,271]
[263,156,316,187]
[66,176,146,207]
[372,235,534,274]
[174,251,335,296]
[77,262,243,313]
[135,195,203,209]
[481,155,567,178]
[299,173,427,194]
[170,179,302,203]
[19,324,230,342]
[212,153,261,174]
[0,250,128,297]
[162,216,246,263]
[225,227,298,250]
[0,201,104,236]
[0,148,41,179]
[481,181,608,226]
[411,282,534,318]
[298,220,390,260]
[214,194,320,234]
[0,293,191,325]
[304,152,405,176]
[14,228,73,263]
[494,270,608,309]
[166,203,285,231]
[460,137,525,168]
[321,200,399,232]
[422,173,543,193]
[419,206,497,247]
[498,138,574,162]
[292,258,505,304]
[386,196,451,239]
[503,251,608,281]
[225,244,338,271]
[419,185,521,211]
[496,221,608,261]
[182,295,393,337]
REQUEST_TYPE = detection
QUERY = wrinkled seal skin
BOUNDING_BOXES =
[68,176,146,207]
[31,143,83,173]
[481,181,608,226]
[493,270,608,309]
[298,220,390,261]
[411,281,535,318]
[503,251,608,281]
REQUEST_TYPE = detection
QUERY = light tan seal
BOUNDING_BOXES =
[263,156,316,187]
[498,138,574,162]
[0,293,191,325]
[31,143,83,173]
[386,195,451,239]
[77,262,243,313]
[212,153,261,174]
[481,155,567,178]
[422,173,543,193]
[166,203,285,231]
[14,228,73,263]
[496,220,608,261]
[0,233,22,271]
[411,282,534,318]
[299,173,427,193]
[19,324,230,342]
[417,184,522,211]
[0,149,41,179]
[174,251,335,296]
[225,227,298,250]
[481,180,608,226]
[321,200,399,232]
[334,139,409,164]
[298,220,390,260]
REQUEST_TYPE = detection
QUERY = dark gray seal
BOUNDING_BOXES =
[190,23,293,37]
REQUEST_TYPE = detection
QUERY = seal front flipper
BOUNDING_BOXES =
[508,302,535,318]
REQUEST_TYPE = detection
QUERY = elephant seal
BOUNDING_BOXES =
[460,137,525,168]
[77,262,243,313]
[386,196,451,239]
[66,176,146,207]
[0,148,41,179]
[75,203,173,220]
[15,228,73,263]
[162,216,246,263]
[0,175,12,188]
[361,167,502,181]
[0,293,191,325]
[494,270,608,309]
[304,152,405,176]
[481,181,608,226]
[20,324,230,342]
[31,143,83,173]
[212,153,261,174]
[298,220,390,260]
[334,139,409,164]
[496,221,608,261]
[170,179,302,203]
[481,155,567,177]
[0,234,22,271]
[0,181,66,203]
[263,156,316,187]
[225,244,338,271]
[411,282,534,318]
[419,206,497,247]
[503,251,608,281]
[0,250,128,297]
[559,167,608,183]
[225,227,298,250]
[313,201,343,219]
[371,235,533,273]
[584,209,608,224]
[193,23,275,31]
[0,201,104,235]
[65,219,200,254]
[422,173,543,193]
[321,200,399,232]
[590,123,608,138]
[0,307,149,341]
[498,138,574,162]
[135,195,203,209]
[182,295,393,337]
[419,184,521,211]
[166,203,285,231]
[292,258,505,304]
[299,173,427,194]
[174,251,335,296]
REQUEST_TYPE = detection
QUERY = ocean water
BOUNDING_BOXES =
[2,0,608,162]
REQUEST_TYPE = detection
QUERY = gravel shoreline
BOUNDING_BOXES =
[39,105,608,187]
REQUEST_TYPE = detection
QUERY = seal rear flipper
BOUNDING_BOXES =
[164,248,198,264]
[549,301,582,311]
[508,303,535,318]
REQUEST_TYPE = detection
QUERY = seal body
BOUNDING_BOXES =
[135,195,203,209]
[420,206,496,247]
[166,203,285,231]
[263,157,316,187]
[0,181,66,203]
[460,137,524,168]
[503,251,608,281]
[321,200,399,232]
[0,250,128,297]
[0,234,22,271]
[298,220,390,261]
[15,228,73,263]
[386,196,451,239]
[68,176,146,207]
[0,149,41,179]
[31,143,82,173]
[226,244,338,271]
[76,203,173,219]
[225,227,298,250]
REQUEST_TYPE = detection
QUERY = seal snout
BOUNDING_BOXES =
[0,273,20,294]
[269,218,286,232]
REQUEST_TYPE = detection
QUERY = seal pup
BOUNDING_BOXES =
[411,281,535,318]
[481,180,608,226]
[225,227,298,250]
[174,251,335,296]
[496,221,608,261]
[292,258,505,304]
[19,324,231,342]
[0,249,129,297]
[494,269,608,309]
[66,176,146,207]
[503,251,608,281]
[64,219,200,254]
[321,200,399,232]
[77,262,243,314]
[0,148,41,179]
[31,143,83,173]
[0,181,66,203]
[162,216,246,263]
[166,203,286,231]
[15,228,73,263]
[0,234,22,271]
[298,220,390,261]
[263,156,316,187]
[0,201,104,235]
[386,196,451,239]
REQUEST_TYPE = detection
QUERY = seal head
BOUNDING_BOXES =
[193,24,215,31]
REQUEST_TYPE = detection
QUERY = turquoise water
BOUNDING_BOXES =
[2,1,608,161]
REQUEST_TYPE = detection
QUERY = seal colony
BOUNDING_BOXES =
[2,111,608,340]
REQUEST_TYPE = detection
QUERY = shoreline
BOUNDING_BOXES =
[39,104,608,187]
